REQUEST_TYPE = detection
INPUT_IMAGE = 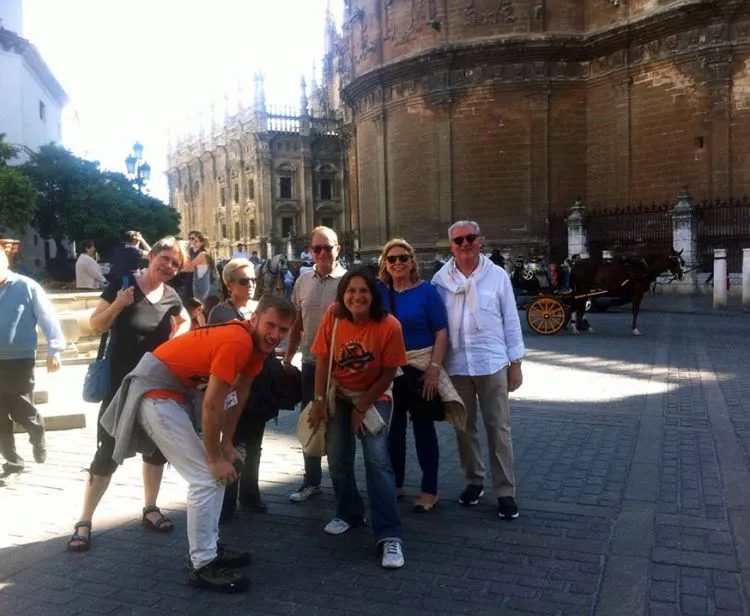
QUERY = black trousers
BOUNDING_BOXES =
[221,411,267,520]
[0,358,45,472]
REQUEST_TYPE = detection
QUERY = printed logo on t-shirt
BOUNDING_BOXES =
[337,340,374,373]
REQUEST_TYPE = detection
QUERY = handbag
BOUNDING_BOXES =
[296,318,339,457]
[82,329,114,403]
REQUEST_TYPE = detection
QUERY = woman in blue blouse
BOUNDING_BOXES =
[377,238,449,512]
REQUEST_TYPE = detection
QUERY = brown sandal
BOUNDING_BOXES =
[142,506,174,533]
[67,521,92,551]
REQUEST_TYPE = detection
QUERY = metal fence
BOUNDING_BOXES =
[586,202,673,258]
[696,197,750,272]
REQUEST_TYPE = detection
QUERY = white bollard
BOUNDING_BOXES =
[713,248,728,310]
[743,248,750,312]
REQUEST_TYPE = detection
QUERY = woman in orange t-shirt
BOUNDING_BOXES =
[309,267,407,570]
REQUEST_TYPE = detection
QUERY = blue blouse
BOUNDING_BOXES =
[377,280,448,351]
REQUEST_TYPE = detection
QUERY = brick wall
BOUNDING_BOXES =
[549,86,586,212]
[731,49,750,193]
[355,118,380,249]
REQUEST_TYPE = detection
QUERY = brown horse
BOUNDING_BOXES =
[570,248,684,336]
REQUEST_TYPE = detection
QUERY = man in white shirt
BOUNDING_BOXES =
[432,220,525,521]
[232,243,250,260]
[75,240,107,290]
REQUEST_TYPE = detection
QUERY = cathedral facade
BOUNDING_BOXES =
[170,0,750,260]
[166,70,347,259]
[334,0,750,257]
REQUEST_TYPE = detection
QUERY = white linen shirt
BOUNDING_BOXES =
[433,259,525,376]
[75,253,106,289]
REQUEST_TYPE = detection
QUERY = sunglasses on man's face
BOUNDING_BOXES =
[386,254,411,264]
[235,277,256,286]
[312,245,334,254]
[451,234,478,246]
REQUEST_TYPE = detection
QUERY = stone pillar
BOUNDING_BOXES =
[713,248,728,310]
[743,248,750,311]
[566,200,588,259]
[672,187,698,289]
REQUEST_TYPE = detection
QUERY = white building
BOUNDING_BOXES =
[0,0,69,266]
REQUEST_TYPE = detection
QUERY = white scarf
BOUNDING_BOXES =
[433,254,493,350]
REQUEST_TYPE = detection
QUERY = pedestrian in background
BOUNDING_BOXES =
[75,240,107,290]
[0,247,65,483]
[284,226,346,503]
[68,236,189,552]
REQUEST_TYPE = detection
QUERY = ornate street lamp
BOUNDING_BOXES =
[124,141,151,193]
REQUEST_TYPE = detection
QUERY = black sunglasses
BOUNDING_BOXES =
[451,234,478,246]
[235,277,256,286]
[386,255,411,264]
[311,245,334,254]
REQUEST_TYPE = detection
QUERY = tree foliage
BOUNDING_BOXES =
[19,144,180,257]
[0,134,37,233]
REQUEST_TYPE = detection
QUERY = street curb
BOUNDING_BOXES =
[13,412,86,433]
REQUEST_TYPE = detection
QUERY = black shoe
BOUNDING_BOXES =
[188,559,249,593]
[32,438,47,464]
[241,497,268,513]
[216,542,252,568]
[497,496,519,520]
[459,484,484,507]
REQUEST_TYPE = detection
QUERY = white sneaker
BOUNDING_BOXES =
[289,484,321,503]
[381,540,405,569]
[324,518,351,535]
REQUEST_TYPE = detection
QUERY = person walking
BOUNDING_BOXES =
[67,237,190,551]
[432,220,525,520]
[0,248,65,483]
[308,267,407,568]
[377,238,449,513]
[283,226,345,503]
[99,294,296,592]
[75,240,107,290]
[184,231,217,302]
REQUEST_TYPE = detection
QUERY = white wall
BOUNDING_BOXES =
[0,0,23,36]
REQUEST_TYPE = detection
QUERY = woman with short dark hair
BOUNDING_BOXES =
[308,267,407,569]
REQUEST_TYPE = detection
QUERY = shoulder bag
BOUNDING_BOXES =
[82,328,115,403]
[296,318,339,457]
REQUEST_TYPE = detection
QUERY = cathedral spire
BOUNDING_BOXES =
[253,71,266,114]
[300,74,309,117]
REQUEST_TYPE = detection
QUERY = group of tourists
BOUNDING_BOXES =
[1,218,525,595]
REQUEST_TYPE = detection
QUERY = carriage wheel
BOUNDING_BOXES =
[526,296,567,335]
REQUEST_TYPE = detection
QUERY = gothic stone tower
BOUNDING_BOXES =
[335,0,750,257]
[167,73,345,259]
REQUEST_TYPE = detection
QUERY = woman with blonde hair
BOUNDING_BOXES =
[68,236,190,551]
[377,238,450,513]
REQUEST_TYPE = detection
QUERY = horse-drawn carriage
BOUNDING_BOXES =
[522,249,685,336]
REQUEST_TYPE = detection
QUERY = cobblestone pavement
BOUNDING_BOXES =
[1,307,749,615]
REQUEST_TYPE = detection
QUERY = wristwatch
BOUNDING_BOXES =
[509,359,522,365]
[313,394,325,402]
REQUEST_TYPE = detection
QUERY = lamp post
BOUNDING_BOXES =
[124,141,151,193]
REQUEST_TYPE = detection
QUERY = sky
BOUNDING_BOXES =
[23,0,343,202]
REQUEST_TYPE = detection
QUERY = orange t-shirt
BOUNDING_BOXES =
[311,305,407,393]
[145,321,266,401]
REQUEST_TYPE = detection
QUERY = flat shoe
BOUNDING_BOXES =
[413,495,439,513]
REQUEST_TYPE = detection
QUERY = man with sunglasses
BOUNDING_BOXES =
[433,220,525,521]
[283,226,346,503]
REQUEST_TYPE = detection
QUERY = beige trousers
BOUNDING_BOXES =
[450,367,516,498]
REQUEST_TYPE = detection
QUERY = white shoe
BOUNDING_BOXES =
[381,540,404,569]
[289,484,321,503]
[324,517,351,535]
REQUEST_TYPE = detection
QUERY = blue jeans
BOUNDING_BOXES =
[301,362,322,487]
[326,398,404,545]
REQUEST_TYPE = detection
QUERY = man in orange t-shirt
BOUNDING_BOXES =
[136,294,296,593]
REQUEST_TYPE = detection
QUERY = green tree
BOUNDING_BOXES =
[0,134,37,233]
[21,144,180,258]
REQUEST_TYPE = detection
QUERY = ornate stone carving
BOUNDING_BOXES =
[384,0,438,47]
[463,0,516,26]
